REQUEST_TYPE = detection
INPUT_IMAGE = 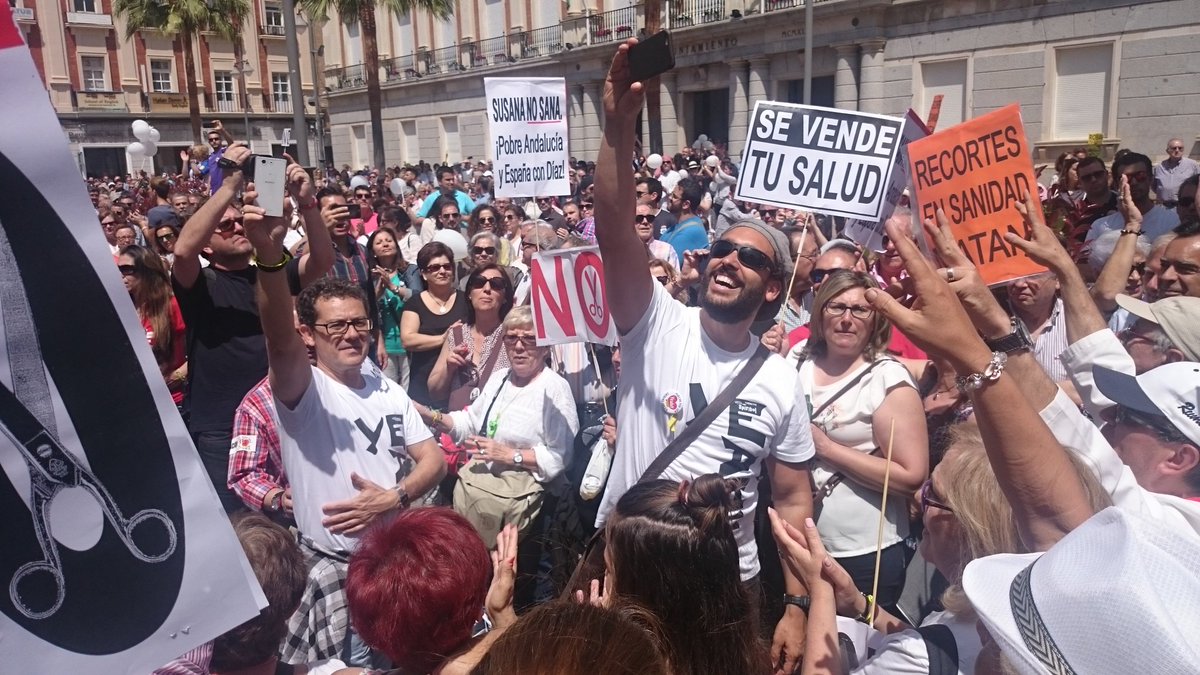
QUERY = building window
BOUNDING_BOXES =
[73,0,96,12]
[81,55,107,91]
[400,120,418,164]
[1052,43,1112,140]
[214,71,235,110]
[441,116,461,162]
[919,59,969,130]
[263,1,284,35]
[271,73,290,110]
[150,59,173,92]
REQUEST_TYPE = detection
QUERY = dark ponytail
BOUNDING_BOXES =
[679,474,744,541]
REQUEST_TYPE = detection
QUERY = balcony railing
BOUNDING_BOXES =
[382,54,419,81]
[668,0,727,28]
[424,44,465,75]
[325,64,366,91]
[523,24,564,58]
[273,98,292,113]
[475,35,512,66]
[261,23,286,36]
[213,98,240,113]
[587,6,638,45]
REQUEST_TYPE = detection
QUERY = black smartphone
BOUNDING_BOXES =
[628,30,675,82]
[346,203,362,219]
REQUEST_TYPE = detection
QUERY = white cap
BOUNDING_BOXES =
[964,507,1200,675]
[1094,361,1200,446]
[1116,294,1200,361]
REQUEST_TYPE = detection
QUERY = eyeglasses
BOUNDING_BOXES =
[477,216,496,224]
[1123,170,1150,184]
[654,275,669,285]
[1129,261,1147,276]
[471,246,497,256]
[810,267,849,285]
[1168,145,1185,151]
[1117,326,1158,347]
[920,480,953,515]
[1078,170,1107,182]
[1110,406,1188,443]
[207,136,221,143]
[521,241,540,250]
[157,232,177,241]
[634,214,655,223]
[440,212,461,219]
[503,214,518,220]
[355,193,371,200]
[635,189,649,197]
[312,318,373,337]
[468,276,506,292]
[503,334,538,348]
[424,262,454,273]
[581,203,594,210]
[760,209,777,218]
[216,217,243,235]
[117,264,137,276]
[824,301,874,320]
[709,239,775,272]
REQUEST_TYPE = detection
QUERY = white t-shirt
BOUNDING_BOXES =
[799,357,915,556]
[1086,204,1179,242]
[448,367,579,483]
[596,283,816,579]
[277,365,434,552]
[854,611,981,674]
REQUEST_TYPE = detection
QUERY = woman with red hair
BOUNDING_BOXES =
[346,509,517,674]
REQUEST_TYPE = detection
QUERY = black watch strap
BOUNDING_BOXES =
[783,594,810,613]
[984,318,1033,354]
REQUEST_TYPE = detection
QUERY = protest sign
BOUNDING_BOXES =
[843,109,931,251]
[485,77,570,198]
[906,104,1044,286]
[0,6,264,672]
[530,246,618,347]
[736,102,905,220]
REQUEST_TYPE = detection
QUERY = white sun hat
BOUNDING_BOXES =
[963,507,1200,675]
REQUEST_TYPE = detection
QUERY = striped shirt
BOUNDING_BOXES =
[1023,297,1070,384]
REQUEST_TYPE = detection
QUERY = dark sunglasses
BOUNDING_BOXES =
[810,267,849,285]
[503,334,538,348]
[472,246,497,256]
[157,232,177,241]
[355,193,371,200]
[477,216,496,224]
[581,203,594,210]
[1079,170,1107,182]
[635,214,655,223]
[655,275,669,285]
[468,276,506,292]
[440,212,461,219]
[709,238,774,272]
[117,264,137,276]
[1111,406,1188,443]
[920,480,953,515]
[216,217,243,235]
[424,262,453,273]
[1123,170,1150,184]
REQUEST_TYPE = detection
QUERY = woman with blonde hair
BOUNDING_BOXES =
[770,422,1112,674]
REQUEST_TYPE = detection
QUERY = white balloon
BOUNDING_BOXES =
[142,141,158,157]
[350,175,370,190]
[131,119,151,141]
[646,153,663,170]
[147,127,161,143]
[126,141,146,157]
[433,229,469,261]
[706,155,720,168]
[389,177,404,196]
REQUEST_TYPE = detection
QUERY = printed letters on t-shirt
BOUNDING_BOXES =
[354,414,407,454]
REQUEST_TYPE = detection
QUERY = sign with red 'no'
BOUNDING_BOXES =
[530,246,618,347]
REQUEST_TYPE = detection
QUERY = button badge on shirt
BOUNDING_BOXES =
[662,392,683,435]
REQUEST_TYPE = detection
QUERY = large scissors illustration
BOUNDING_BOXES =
[0,384,178,619]
[0,222,176,621]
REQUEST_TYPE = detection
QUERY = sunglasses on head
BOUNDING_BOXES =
[709,239,775,272]
[424,262,453,273]
[472,246,497,256]
[468,276,506,292]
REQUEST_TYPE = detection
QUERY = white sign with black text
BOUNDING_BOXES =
[485,77,570,198]
[736,102,905,220]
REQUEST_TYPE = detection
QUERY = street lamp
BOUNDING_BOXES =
[232,57,253,144]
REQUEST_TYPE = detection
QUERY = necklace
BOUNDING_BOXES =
[427,291,453,315]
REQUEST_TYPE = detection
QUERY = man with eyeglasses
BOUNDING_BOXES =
[1073,156,1119,232]
[635,176,675,239]
[1087,152,1180,243]
[197,120,235,194]
[350,185,379,239]
[594,43,816,673]
[1153,138,1200,208]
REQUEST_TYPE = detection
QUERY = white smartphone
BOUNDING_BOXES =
[253,155,287,218]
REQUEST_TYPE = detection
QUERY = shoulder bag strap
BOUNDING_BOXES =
[475,329,506,385]
[638,345,771,483]
[917,623,959,675]
[476,373,510,437]
[811,358,887,421]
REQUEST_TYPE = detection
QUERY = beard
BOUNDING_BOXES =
[699,267,767,324]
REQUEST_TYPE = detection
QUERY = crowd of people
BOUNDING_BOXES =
[79,39,1200,675]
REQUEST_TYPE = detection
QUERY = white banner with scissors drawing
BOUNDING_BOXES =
[529,246,619,347]
[0,6,265,673]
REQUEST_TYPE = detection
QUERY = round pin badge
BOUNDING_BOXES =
[662,392,682,416]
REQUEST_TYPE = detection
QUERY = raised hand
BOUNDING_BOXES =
[486,524,519,628]
[1114,174,1143,228]
[922,209,1012,338]
[283,153,314,203]
[602,39,645,122]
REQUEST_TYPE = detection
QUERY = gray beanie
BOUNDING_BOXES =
[722,217,795,321]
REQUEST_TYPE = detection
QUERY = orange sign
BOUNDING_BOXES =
[906,104,1044,286]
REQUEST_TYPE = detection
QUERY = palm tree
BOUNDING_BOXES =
[113,0,250,142]
[300,0,454,170]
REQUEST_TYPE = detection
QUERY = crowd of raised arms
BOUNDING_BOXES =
[87,40,1199,675]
